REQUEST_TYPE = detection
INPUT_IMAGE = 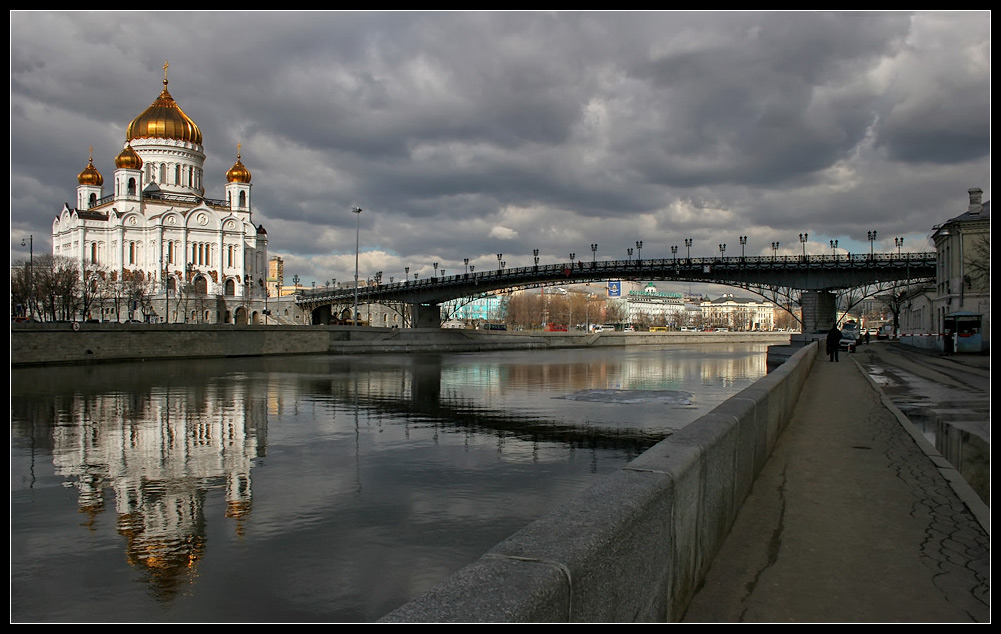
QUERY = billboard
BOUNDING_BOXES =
[607,280,621,297]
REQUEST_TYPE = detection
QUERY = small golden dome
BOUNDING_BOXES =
[226,144,252,183]
[126,61,202,145]
[115,142,143,170]
[77,147,104,186]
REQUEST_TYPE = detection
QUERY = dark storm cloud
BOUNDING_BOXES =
[10,11,990,284]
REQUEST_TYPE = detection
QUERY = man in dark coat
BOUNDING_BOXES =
[826,324,842,362]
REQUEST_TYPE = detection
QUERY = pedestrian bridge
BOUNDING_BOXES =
[296,252,935,329]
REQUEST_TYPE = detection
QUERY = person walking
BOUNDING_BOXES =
[826,323,842,362]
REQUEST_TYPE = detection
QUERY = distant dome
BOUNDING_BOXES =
[226,145,252,183]
[77,151,103,186]
[126,70,202,145]
[115,142,143,170]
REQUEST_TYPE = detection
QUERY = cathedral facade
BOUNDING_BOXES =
[51,64,270,324]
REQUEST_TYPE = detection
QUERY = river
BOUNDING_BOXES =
[11,343,770,622]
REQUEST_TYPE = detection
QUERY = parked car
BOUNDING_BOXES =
[839,331,857,353]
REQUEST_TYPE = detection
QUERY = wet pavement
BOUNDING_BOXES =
[682,342,990,623]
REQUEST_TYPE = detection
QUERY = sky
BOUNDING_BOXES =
[10,11,991,289]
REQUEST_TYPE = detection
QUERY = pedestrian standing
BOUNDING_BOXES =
[826,323,842,362]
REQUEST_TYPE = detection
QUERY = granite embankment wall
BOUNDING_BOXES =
[10,323,790,367]
[381,341,818,622]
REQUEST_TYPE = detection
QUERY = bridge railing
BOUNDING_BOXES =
[295,252,935,304]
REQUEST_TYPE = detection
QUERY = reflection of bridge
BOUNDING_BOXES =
[297,253,936,331]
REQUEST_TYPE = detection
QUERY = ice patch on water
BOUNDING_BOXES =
[558,389,694,405]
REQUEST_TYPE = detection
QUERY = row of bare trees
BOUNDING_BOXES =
[499,290,626,330]
[11,255,160,322]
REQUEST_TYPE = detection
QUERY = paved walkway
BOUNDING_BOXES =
[682,349,990,623]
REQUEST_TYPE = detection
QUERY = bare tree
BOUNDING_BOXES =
[965,234,989,293]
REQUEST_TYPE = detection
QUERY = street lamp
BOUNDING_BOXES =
[684,238,692,260]
[433,261,438,278]
[352,206,362,326]
[895,237,903,255]
[635,240,643,262]
[867,230,877,258]
[771,241,780,260]
[627,247,633,263]
[20,235,33,320]
[671,245,678,262]
[405,266,410,283]
[591,243,597,265]
[799,233,809,257]
[497,253,503,270]
[739,236,747,258]
[464,258,469,274]
[719,243,726,258]
[830,239,838,257]
[533,249,539,270]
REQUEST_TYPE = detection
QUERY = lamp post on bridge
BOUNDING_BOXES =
[684,238,692,260]
[799,233,809,258]
[497,254,503,270]
[635,240,642,263]
[739,236,747,259]
[718,243,726,259]
[867,230,877,258]
[591,243,597,266]
[671,245,678,262]
[352,206,363,327]
[830,239,838,258]
[627,247,633,263]
[533,249,539,270]
[405,266,409,283]
[895,237,903,255]
[771,242,780,260]
[433,261,438,278]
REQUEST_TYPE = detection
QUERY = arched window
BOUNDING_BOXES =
[239,191,246,207]
[174,165,181,184]
[91,242,98,264]
[89,193,97,207]
[225,279,236,296]
[128,178,137,196]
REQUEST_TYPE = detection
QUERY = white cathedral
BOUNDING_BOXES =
[52,63,270,324]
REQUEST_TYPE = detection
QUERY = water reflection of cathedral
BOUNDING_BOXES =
[50,383,267,598]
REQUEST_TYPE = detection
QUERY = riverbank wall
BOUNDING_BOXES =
[381,340,818,622]
[10,323,790,367]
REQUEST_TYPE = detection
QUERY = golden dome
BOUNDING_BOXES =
[126,62,202,145]
[115,142,144,170]
[77,147,104,186]
[226,144,252,183]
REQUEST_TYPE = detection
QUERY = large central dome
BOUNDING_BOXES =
[126,74,202,146]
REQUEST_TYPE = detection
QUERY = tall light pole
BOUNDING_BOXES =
[671,245,678,262]
[799,233,809,257]
[830,239,838,257]
[771,241,780,260]
[20,235,33,320]
[405,266,410,283]
[627,247,633,263]
[464,258,469,275]
[867,230,877,258]
[591,243,597,265]
[497,253,503,270]
[684,238,692,260]
[739,236,747,258]
[895,237,904,255]
[352,206,362,326]
[718,243,726,258]
[635,240,643,262]
[533,249,539,270]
